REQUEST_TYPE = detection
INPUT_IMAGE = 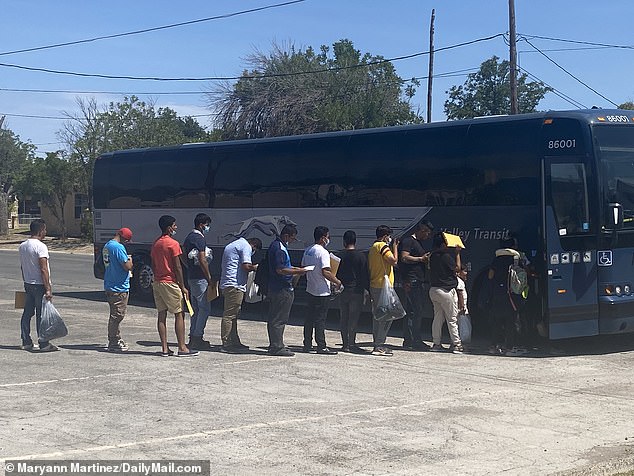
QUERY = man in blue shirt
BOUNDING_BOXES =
[219,237,262,352]
[103,227,133,352]
[267,224,307,356]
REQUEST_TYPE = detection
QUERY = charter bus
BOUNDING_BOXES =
[93,109,634,340]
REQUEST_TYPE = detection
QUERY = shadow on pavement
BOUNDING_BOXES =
[59,343,162,357]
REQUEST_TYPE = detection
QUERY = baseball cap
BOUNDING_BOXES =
[118,227,133,241]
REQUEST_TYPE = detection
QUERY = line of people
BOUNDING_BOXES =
[18,215,528,358]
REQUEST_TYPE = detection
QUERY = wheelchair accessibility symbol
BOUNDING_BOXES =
[598,251,613,267]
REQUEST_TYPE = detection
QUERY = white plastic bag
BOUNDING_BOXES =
[244,271,262,303]
[458,313,472,343]
[374,275,406,322]
[39,297,68,341]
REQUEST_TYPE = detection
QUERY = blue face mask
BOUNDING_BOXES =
[203,225,210,234]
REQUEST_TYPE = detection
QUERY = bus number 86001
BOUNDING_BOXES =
[548,139,576,149]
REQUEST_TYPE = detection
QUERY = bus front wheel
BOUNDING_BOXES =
[132,259,154,301]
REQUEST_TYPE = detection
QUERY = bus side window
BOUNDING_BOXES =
[550,163,591,235]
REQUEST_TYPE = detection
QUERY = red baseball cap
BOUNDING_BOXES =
[118,227,133,241]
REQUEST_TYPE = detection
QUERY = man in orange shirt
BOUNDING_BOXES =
[151,215,198,357]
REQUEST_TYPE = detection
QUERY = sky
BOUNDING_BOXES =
[2,0,634,157]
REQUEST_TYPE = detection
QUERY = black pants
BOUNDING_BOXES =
[304,294,330,349]
[397,282,427,345]
[267,288,294,352]
[490,294,518,349]
[339,290,363,347]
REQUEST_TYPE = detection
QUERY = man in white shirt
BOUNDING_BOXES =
[19,219,56,352]
[219,236,262,353]
[301,226,341,354]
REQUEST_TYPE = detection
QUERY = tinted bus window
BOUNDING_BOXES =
[212,143,256,208]
[173,146,211,208]
[108,152,144,208]
[550,163,592,235]
[138,149,176,208]
[466,121,541,206]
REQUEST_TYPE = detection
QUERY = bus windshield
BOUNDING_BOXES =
[594,125,634,229]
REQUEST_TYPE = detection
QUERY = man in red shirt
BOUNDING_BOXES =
[151,215,198,357]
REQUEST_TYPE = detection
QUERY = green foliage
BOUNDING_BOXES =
[16,152,81,241]
[618,101,634,110]
[0,124,34,235]
[60,96,209,207]
[210,39,422,139]
[444,56,552,120]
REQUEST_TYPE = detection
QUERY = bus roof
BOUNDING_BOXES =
[98,109,634,159]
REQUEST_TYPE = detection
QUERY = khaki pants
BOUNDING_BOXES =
[106,291,129,344]
[221,287,244,346]
[429,286,461,346]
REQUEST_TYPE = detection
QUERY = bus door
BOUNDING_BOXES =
[543,157,599,339]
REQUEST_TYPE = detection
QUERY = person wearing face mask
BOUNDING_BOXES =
[151,215,197,357]
[219,236,262,353]
[368,225,399,356]
[182,213,214,350]
[266,224,307,356]
[301,226,342,354]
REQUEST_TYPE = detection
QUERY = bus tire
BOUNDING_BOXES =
[132,257,154,301]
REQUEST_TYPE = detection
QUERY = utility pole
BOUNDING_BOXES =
[427,9,435,123]
[509,0,518,114]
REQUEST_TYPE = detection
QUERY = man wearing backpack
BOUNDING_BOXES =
[486,237,528,356]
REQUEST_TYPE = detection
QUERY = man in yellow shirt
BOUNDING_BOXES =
[368,225,399,356]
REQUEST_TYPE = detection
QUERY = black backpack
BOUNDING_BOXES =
[253,251,270,297]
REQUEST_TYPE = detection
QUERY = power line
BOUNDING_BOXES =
[0,0,306,57]
[521,37,618,107]
[519,33,634,51]
[517,65,586,109]
[0,33,504,82]
[0,68,478,95]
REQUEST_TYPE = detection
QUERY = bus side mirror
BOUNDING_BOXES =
[607,203,624,229]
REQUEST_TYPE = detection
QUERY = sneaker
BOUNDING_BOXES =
[505,347,528,357]
[430,344,445,352]
[189,337,212,350]
[220,345,238,354]
[349,345,370,354]
[20,343,34,351]
[402,342,414,351]
[269,348,295,357]
[371,346,392,356]
[177,350,199,357]
[450,344,464,354]
[316,347,338,355]
[107,339,129,352]
[340,346,351,353]
[39,343,59,352]
[300,346,314,353]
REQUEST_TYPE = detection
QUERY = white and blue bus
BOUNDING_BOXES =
[93,109,634,340]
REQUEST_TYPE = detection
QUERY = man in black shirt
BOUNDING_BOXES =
[336,230,369,353]
[398,220,433,350]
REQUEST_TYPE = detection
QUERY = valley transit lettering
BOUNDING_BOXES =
[441,228,509,244]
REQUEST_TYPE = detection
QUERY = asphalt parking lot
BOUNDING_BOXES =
[1,250,634,476]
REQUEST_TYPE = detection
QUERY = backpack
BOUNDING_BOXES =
[253,251,270,297]
[508,261,528,297]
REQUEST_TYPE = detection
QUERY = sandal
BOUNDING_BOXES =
[159,349,174,357]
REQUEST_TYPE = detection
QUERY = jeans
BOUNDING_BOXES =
[397,282,427,345]
[339,290,363,348]
[21,283,48,347]
[490,294,518,349]
[188,278,211,338]
[267,288,294,352]
[304,294,330,349]
[370,287,393,347]
[429,286,461,346]
[221,286,244,346]
[105,291,129,344]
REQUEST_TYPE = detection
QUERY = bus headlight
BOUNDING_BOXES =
[615,285,623,296]
[625,285,631,295]
[604,285,614,295]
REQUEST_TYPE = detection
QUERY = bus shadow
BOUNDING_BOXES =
[55,291,106,303]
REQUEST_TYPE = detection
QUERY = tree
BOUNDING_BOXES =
[16,152,80,241]
[59,96,209,206]
[444,56,552,120]
[619,101,634,110]
[0,120,33,235]
[209,39,421,140]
